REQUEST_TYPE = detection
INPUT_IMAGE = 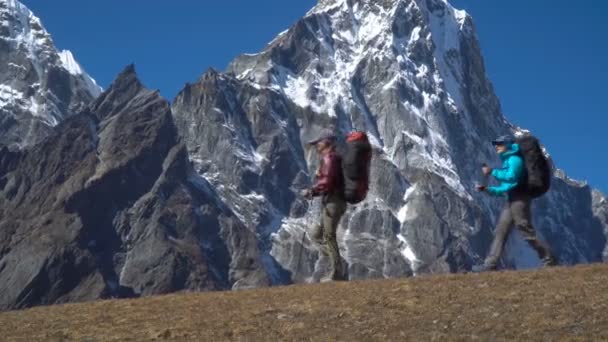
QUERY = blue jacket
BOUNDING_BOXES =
[488,144,525,196]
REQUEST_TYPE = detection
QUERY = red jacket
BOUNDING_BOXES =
[312,151,344,197]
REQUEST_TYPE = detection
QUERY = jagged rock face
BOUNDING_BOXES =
[0,0,101,149]
[173,0,608,283]
[0,67,268,310]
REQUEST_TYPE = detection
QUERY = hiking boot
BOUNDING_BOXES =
[471,264,497,273]
[320,265,346,283]
[320,276,335,283]
[320,273,345,283]
[542,256,558,267]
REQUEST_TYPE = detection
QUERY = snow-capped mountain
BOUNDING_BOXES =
[0,0,266,311]
[173,0,608,281]
[0,0,100,148]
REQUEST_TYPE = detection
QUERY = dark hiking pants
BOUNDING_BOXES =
[484,192,555,268]
[311,193,347,280]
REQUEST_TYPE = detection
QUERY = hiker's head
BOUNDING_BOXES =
[308,131,336,154]
[491,135,514,154]
[316,139,336,153]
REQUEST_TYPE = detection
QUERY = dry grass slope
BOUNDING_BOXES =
[1,264,607,341]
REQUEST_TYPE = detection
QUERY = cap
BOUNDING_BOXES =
[491,135,515,146]
[307,130,337,145]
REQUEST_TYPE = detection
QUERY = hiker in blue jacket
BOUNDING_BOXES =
[475,135,556,271]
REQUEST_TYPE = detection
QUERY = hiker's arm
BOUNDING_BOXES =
[491,158,524,183]
[311,155,337,196]
[488,158,524,196]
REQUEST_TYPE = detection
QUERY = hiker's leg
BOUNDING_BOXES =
[511,196,556,266]
[310,222,325,246]
[484,203,514,269]
[322,197,346,280]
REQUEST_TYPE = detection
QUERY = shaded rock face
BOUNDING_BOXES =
[0,67,268,310]
[173,0,608,283]
[0,0,101,149]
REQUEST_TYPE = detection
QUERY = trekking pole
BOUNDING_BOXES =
[294,193,311,283]
[475,163,490,191]
[295,225,307,282]
[481,163,490,188]
[293,160,318,282]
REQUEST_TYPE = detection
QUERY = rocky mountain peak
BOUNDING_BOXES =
[89,64,146,120]
[177,0,608,283]
[0,0,101,148]
[1,0,53,49]
[0,63,269,310]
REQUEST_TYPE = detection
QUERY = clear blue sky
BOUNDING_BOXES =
[22,0,607,194]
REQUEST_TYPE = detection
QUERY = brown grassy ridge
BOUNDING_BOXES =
[1,264,607,341]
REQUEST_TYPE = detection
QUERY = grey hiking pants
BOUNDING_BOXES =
[311,193,347,280]
[484,192,554,268]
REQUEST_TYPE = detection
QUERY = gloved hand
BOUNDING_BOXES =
[300,189,313,199]
[476,185,487,192]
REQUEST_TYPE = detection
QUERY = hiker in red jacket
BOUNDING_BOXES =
[301,131,346,282]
